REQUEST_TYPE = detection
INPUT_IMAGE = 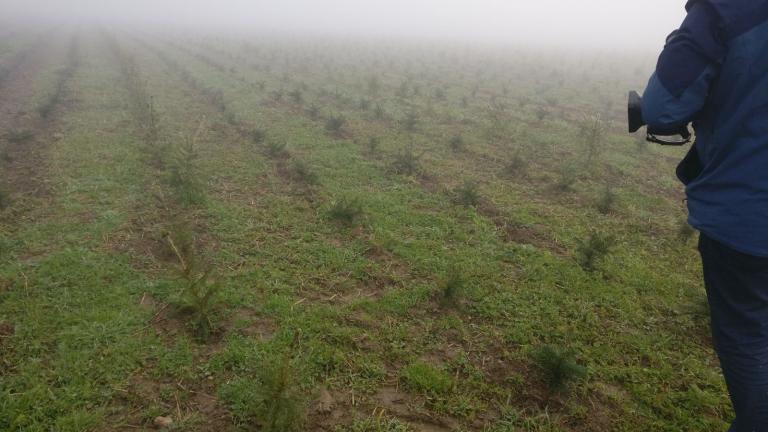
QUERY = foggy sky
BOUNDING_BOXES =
[2,0,686,50]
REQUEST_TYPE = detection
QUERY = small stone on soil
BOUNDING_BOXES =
[153,416,173,428]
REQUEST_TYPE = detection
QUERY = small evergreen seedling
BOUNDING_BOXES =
[579,114,606,163]
[596,185,615,215]
[288,89,303,104]
[454,180,481,207]
[250,128,267,145]
[289,159,318,185]
[391,147,423,176]
[254,340,305,432]
[555,164,578,192]
[374,104,385,120]
[266,141,290,159]
[402,112,418,131]
[307,104,320,120]
[532,345,586,400]
[0,146,11,163]
[678,219,696,242]
[503,152,527,177]
[164,227,221,341]
[6,129,34,144]
[535,107,548,122]
[0,185,10,210]
[439,267,464,308]
[366,137,380,154]
[168,133,204,206]
[328,197,364,226]
[575,231,615,272]
[325,114,346,135]
[449,134,465,152]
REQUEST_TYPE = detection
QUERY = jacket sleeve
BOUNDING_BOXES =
[641,0,726,131]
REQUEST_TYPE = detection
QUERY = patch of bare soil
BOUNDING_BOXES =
[106,372,232,431]
[307,385,458,432]
[477,199,566,255]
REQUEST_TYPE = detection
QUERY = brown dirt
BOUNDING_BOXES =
[307,385,459,432]
[106,372,232,431]
[477,199,567,255]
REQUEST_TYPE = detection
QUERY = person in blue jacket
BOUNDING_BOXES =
[641,1,768,430]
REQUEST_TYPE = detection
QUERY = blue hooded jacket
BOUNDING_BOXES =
[642,0,768,257]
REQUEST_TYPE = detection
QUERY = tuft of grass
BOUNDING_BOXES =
[454,180,481,207]
[343,413,414,432]
[5,129,34,144]
[327,197,364,227]
[401,361,454,395]
[575,231,615,272]
[390,147,424,176]
[595,185,615,215]
[531,345,586,399]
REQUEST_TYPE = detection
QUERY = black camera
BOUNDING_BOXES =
[628,90,691,146]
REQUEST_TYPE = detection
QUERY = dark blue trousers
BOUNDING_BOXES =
[699,234,768,431]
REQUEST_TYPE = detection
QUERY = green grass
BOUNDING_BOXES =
[400,361,454,395]
[0,29,731,432]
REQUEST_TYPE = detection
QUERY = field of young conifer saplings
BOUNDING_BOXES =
[0,26,726,431]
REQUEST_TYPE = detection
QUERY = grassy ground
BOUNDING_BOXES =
[0,29,729,431]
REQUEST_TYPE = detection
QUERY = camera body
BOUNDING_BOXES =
[627,90,691,146]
